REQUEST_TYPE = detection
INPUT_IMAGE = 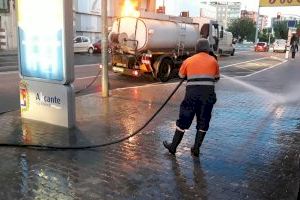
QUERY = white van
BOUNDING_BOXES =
[218,31,235,56]
[273,39,287,53]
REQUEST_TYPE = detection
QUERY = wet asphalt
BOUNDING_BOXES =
[0,53,299,199]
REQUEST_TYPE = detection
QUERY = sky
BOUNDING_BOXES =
[156,0,300,26]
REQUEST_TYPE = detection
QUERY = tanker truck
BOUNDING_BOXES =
[109,12,225,82]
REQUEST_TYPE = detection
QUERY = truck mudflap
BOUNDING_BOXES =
[112,66,142,77]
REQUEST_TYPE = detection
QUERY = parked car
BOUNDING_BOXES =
[92,40,113,54]
[73,36,94,54]
[254,42,269,52]
[273,39,287,53]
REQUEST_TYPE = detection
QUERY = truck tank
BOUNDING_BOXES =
[109,14,200,54]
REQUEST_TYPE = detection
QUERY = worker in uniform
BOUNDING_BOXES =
[291,41,297,59]
[163,38,220,157]
[290,34,298,52]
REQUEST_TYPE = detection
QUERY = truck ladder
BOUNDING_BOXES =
[177,23,186,56]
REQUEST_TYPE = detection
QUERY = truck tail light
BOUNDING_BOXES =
[141,54,153,72]
[141,54,152,64]
[133,70,139,76]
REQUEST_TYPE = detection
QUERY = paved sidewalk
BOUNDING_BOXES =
[0,59,299,199]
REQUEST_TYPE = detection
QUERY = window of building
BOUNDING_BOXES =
[0,0,9,13]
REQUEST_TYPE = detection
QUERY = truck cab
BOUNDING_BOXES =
[200,21,235,56]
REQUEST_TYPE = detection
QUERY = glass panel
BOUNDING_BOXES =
[257,43,265,46]
[135,19,146,49]
[75,37,82,43]
[82,37,89,42]
[0,0,9,13]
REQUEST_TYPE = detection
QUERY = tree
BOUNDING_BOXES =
[297,22,300,30]
[273,21,288,39]
[258,28,275,44]
[296,22,300,37]
[227,17,256,42]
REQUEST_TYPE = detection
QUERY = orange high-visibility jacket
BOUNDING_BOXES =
[179,52,220,86]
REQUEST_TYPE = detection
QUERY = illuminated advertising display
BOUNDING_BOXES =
[20,80,75,128]
[259,0,300,7]
[17,0,73,84]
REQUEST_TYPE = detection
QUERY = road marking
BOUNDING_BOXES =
[235,50,253,54]
[111,57,288,91]
[228,65,256,71]
[76,75,98,80]
[240,60,287,78]
[221,57,268,68]
[75,71,117,80]
[269,56,286,62]
[0,56,286,81]
[112,83,163,91]
[75,63,101,68]
[221,57,270,69]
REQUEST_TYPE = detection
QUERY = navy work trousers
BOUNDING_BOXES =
[176,85,217,131]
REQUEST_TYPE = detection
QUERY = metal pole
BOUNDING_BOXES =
[255,6,260,44]
[101,0,109,97]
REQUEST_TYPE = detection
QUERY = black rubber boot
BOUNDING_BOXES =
[191,130,206,157]
[163,129,184,155]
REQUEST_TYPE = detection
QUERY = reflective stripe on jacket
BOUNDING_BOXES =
[179,52,220,86]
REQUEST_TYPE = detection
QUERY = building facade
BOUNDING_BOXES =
[0,0,156,50]
[271,15,300,27]
[209,1,241,29]
[199,2,217,20]
[241,10,268,30]
[74,0,156,43]
[0,0,17,49]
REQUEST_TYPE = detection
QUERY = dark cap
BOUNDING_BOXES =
[195,38,210,53]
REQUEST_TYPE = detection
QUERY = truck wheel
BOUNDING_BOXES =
[88,47,94,54]
[157,59,172,82]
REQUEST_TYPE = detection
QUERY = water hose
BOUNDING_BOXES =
[0,79,185,150]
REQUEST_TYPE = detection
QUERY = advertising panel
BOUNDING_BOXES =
[20,80,75,128]
[259,0,300,7]
[17,0,74,84]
